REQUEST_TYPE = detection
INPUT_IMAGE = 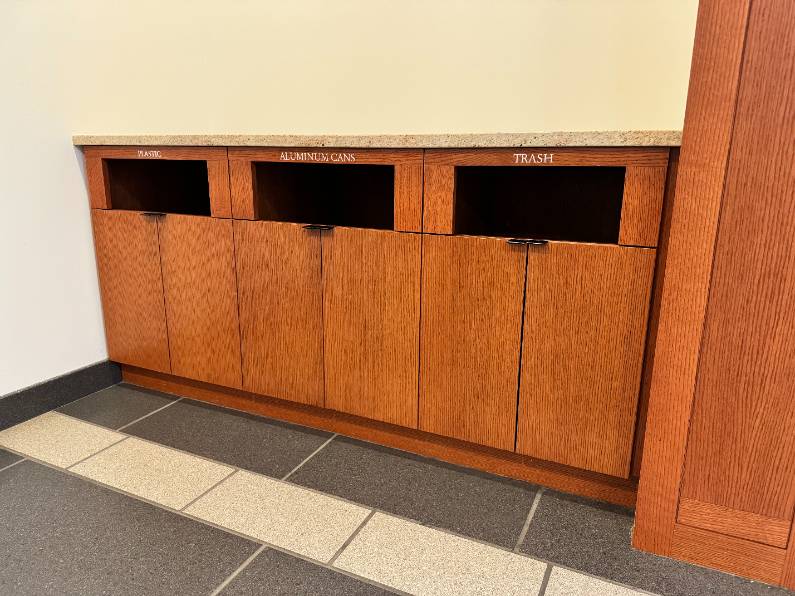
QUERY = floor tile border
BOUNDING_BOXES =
[515,487,545,551]
[281,433,338,480]
[209,544,268,596]
[0,433,655,596]
[116,397,183,431]
[0,457,26,474]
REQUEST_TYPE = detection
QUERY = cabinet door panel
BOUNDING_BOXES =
[158,215,242,388]
[419,235,527,450]
[91,210,170,373]
[516,243,655,477]
[322,228,421,427]
[679,0,795,547]
[235,221,324,406]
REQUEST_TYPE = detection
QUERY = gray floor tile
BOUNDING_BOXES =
[0,460,259,596]
[123,397,333,478]
[58,383,177,429]
[222,548,392,595]
[518,490,791,596]
[290,436,538,548]
[0,448,22,470]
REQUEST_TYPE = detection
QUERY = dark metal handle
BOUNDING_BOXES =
[303,224,335,231]
[140,211,165,218]
[506,238,548,245]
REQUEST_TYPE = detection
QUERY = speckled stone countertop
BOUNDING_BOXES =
[72,130,681,148]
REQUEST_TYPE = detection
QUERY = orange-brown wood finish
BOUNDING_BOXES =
[234,220,324,406]
[227,148,423,230]
[158,215,242,388]
[671,524,786,586]
[394,164,423,232]
[207,158,232,218]
[122,364,638,507]
[322,228,421,427]
[85,157,111,209]
[633,0,752,555]
[678,499,791,549]
[82,146,231,216]
[677,0,795,551]
[229,160,256,220]
[619,167,667,247]
[422,165,455,234]
[630,149,679,479]
[424,148,669,167]
[419,235,526,451]
[91,210,170,373]
[517,243,656,478]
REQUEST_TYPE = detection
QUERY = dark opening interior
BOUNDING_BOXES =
[106,159,211,216]
[454,166,625,243]
[253,162,394,230]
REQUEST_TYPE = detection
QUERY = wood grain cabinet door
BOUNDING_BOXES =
[419,235,528,451]
[516,243,655,477]
[322,227,421,427]
[158,215,242,389]
[91,210,171,373]
[234,220,325,406]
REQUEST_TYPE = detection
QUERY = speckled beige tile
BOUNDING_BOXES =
[185,470,371,562]
[0,412,123,467]
[545,567,651,596]
[334,512,547,595]
[71,437,234,509]
[72,130,682,148]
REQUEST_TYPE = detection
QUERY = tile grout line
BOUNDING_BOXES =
[209,544,268,596]
[66,436,130,471]
[281,433,337,480]
[180,468,239,512]
[327,509,376,566]
[0,457,27,474]
[537,563,553,596]
[115,397,183,431]
[514,487,545,551]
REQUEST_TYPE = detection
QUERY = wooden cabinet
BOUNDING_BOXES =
[323,228,421,426]
[92,210,242,387]
[234,220,324,406]
[419,235,527,451]
[159,215,242,388]
[91,210,170,373]
[516,243,655,477]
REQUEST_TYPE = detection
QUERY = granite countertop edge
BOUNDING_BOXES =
[72,130,682,148]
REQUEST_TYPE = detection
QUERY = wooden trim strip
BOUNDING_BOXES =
[424,147,669,167]
[85,156,111,209]
[678,498,791,548]
[671,523,785,586]
[228,147,423,165]
[83,146,227,160]
[619,166,667,247]
[122,365,638,507]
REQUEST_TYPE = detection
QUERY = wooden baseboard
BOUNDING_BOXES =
[122,365,637,507]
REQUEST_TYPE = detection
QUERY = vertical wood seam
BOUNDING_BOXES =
[319,230,328,408]
[513,245,530,452]
[230,220,246,389]
[416,158,426,430]
[154,216,173,373]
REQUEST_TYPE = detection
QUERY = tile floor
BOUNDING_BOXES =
[0,383,791,596]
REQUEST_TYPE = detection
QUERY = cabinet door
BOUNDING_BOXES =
[158,215,242,388]
[677,0,795,549]
[234,221,324,406]
[322,227,421,427]
[516,243,655,477]
[91,210,170,373]
[419,235,527,450]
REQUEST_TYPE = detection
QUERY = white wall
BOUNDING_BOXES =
[0,0,698,395]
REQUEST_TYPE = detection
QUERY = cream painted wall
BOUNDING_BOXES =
[0,0,698,395]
